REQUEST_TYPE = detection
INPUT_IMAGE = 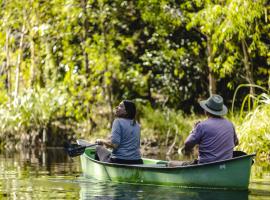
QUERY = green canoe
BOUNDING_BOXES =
[80,148,255,190]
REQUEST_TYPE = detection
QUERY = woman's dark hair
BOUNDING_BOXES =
[123,100,136,125]
[123,100,136,119]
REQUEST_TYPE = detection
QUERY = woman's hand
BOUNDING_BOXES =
[96,139,106,145]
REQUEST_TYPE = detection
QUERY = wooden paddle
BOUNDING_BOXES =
[65,142,97,157]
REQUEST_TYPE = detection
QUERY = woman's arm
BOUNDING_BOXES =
[96,139,119,149]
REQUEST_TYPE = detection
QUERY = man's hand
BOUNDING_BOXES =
[178,146,193,156]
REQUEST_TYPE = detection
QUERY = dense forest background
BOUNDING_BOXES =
[0,0,269,158]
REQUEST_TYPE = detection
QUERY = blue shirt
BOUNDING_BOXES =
[185,118,238,163]
[111,118,141,160]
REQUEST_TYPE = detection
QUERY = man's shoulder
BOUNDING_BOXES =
[202,117,233,127]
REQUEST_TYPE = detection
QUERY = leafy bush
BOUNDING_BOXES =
[0,87,67,138]
[140,105,198,145]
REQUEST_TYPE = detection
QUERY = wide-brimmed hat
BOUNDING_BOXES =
[199,95,228,116]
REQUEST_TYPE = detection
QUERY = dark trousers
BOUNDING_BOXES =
[95,145,143,164]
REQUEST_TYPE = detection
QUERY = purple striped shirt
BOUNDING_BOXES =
[185,117,238,163]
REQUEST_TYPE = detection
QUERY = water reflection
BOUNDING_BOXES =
[0,148,81,199]
[0,148,269,200]
[79,179,249,200]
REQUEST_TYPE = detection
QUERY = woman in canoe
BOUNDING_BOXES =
[169,94,239,167]
[95,100,143,164]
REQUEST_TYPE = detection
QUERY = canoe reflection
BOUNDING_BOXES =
[79,180,248,200]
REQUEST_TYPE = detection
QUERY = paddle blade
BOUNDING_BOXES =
[65,143,97,157]
[76,139,92,146]
[65,144,87,157]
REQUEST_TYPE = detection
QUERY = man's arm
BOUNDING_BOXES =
[181,121,201,155]
[180,139,196,156]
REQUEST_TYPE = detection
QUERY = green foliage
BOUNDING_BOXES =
[187,0,269,91]
[0,87,67,137]
[0,0,269,151]
[212,0,269,78]
[234,91,270,159]
[140,105,196,144]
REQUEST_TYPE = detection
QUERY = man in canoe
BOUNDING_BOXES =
[168,94,239,166]
[95,100,143,164]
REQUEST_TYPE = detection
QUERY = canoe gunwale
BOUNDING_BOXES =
[82,150,255,170]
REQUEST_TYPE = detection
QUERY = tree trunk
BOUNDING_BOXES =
[268,74,270,90]
[81,0,94,133]
[241,39,255,96]
[5,29,11,101]
[15,25,26,98]
[30,37,36,88]
[44,40,56,86]
[81,0,90,75]
[100,2,114,125]
[103,29,114,124]
[208,70,216,95]
[207,38,216,95]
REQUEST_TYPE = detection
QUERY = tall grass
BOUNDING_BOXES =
[231,84,268,118]
[232,85,270,160]
[0,87,67,143]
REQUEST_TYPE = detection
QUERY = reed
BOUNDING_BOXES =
[232,85,270,160]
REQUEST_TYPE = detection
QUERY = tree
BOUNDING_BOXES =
[186,0,225,95]
[212,0,269,96]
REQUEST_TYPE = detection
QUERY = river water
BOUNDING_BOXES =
[0,148,269,200]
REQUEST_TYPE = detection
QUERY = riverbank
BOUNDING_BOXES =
[0,99,270,161]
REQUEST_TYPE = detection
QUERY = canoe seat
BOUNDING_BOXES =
[138,164,167,168]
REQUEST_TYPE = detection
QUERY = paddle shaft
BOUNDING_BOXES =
[66,143,97,157]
